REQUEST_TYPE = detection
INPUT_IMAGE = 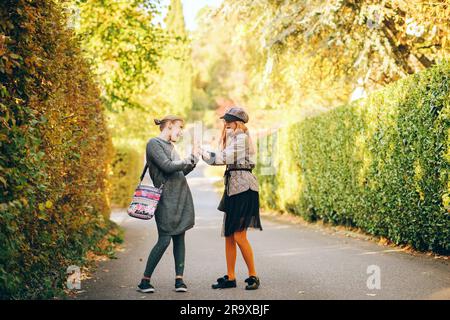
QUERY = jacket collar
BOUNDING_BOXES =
[155,136,172,145]
[231,128,245,137]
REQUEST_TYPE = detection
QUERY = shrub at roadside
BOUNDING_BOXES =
[110,145,143,208]
[257,62,450,254]
[0,0,116,298]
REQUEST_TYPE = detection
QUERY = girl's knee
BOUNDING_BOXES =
[233,230,248,244]
[172,234,185,246]
[225,235,235,245]
[158,236,171,248]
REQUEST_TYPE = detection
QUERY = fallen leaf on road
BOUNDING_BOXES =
[103,269,109,272]
[298,291,305,294]
[378,237,389,246]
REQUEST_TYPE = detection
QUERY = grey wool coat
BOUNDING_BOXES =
[146,137,198,235]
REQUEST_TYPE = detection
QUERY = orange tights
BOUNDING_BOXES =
[225,229,257,280]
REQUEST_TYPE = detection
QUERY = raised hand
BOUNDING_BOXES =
[192,142,201,158]
[199,146,211,161]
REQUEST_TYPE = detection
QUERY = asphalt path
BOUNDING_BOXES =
[74,162,450,300]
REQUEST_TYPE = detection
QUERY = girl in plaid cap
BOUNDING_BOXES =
[201,106,262,290]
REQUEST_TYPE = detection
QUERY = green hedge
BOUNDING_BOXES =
[0,1,115,298]
[110,145,143,208]
[257,61,450,254]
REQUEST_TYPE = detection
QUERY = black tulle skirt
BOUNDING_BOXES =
[218,189,263,237]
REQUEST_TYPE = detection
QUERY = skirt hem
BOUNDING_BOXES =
[219,189,262,237]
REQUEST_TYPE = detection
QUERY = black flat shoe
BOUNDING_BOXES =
[175,278,188,292]
[212,275,237,289]
[137,279,155,293]
[245,276,260,290]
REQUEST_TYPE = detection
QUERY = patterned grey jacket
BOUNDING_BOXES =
[203,129,259,196]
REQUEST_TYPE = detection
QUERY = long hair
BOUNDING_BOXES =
[220,121,255,155]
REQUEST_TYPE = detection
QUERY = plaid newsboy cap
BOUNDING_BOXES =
[220,106,249,123]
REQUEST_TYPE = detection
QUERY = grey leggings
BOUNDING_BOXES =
[144,231,185,278]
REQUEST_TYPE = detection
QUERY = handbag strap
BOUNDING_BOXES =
[139,163,148,182]
[139,163,164,191]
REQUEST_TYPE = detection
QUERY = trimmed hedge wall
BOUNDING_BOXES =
[110,145,143,208]
[257,61,450,254]
[0,1,114,298]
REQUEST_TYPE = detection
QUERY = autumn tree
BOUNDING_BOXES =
[191,0,450,128]
[73,0,166,111]
[158,0,193,119]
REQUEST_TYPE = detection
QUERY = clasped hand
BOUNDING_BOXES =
[192,143,211,161]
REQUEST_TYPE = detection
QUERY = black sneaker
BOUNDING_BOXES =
[244,276,260,290]
[175,278,188,292]
[137,279,155,293]
[212,275,237,289]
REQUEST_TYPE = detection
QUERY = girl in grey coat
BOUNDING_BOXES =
[137,115,199,293]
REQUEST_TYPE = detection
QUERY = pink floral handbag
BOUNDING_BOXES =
[127,164,163,220]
